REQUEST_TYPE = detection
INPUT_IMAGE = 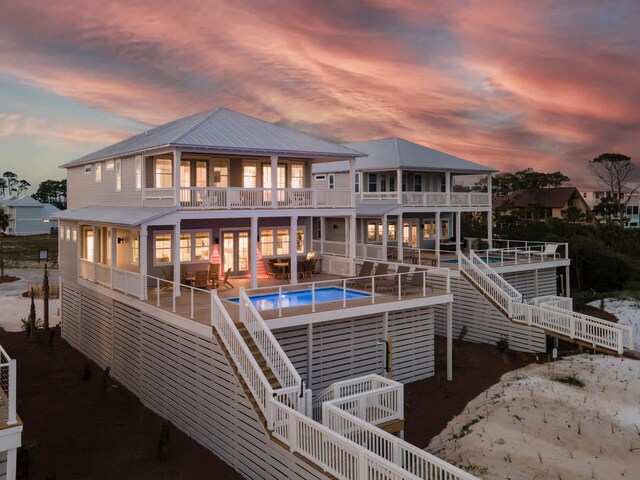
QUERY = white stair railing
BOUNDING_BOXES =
[238,288,303,389]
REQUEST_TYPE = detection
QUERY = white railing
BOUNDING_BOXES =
[112,268,141,297]
[358,191,491,207]
[94,263,112,287]
[143,187,175,206]
[179,187,352,209]
[458,252,521,317]
[320,254,353,276]
[314,239,349,257]
[531,295,573,310]
[238,288,302,389]
[360,192,400,202]
[355,243,386,261]
[0,345,17,426]
[328,385,403,427]
[470,252,522,300]
[79,258,93,281]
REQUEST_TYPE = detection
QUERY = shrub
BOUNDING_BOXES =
[496,335,509,353]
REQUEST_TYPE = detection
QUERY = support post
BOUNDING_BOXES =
[320,217,326,255]
[349,158,357,209]
[445,172,451,206]
[487,210,493,249]
[565,265,570,297]
[397,213,403,263]
[349,215,356,275]
[290,215,298,284]
[92,225,98,281]
[139,225,148,300]
[173,222,181,298]
[447,302,453,381]
[396,169,403,203]
[271,155,278,209]
[174,148,181,207]
[110,226,117,287]
[382,214,388,261]
[455,211,461,253]
[6,448,16,480]
[435,211,441,263]
[251,216,258,289]
[307,323,313,390]
[8,359,17,424]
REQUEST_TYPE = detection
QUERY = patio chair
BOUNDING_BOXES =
[364,263,390,288]
[374,265,411,292]
[401,269,433,296]
[302,259,315,279]
[192,270,210,289]
[347,261,374,287]
[218,268,233,289]
[536,244,559,260]
[266,261,278,279]
[208,263,220,288]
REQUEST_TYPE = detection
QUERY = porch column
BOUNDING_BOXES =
[487,211,493,249]
[396,169,402,204]
[445,172,451,206]
[6,448,16,480]
[290,215,298,284]
[455,211,461,253]
[397,213,403,263]
[565,265,571,297]
[349,158,357,208]
[173,221,181,298]
[271,155,278,209]
[92,225,98,280]
[174,148,181,208]
[250,216,258,289]
[110,226,117,287]
[141,155,146,202]
[307,324,313,389]
[139,225,148,300]
[320,217,326,254]
[349,214,357,275]
[382,214,388,261]
[435,211,441,263]
[447,302,453,381]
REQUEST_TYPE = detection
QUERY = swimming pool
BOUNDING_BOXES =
[227,286,371,311]
[441,256,504,264]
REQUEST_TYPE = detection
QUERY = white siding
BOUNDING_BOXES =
[501,268,557,301]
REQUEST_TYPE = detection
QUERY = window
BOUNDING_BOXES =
[135,156,142,190]
[277,229,289,255]
[354,173,360,193]
[328,174,335,190]
[212,161,228,187]
[291,164,304,188]
[243,163,257,188]
[180,160,191,202]
[115,158,122,191]
[72,227,77,242]
[315,174,326,181]
[368,173,377,192]
[296,228,304,254]
[441,175,446,192]
[180,233,192,262]
[155,158,172,188]
[390,176,395,192]
[84,165,92,175]
[260,230,274,256]
[388,223,396,241]
[194,232,210,260]
[154,233,172,264]
[65,226,71,241]
[95,163,102,183]
[414,175,422,192]
[106,160,114,171]
[367,223,377,242]
[83,228,94,260]
[259,227,305,257]
[423,221,434,239]
[59,228,64,240]
[195,161,207,187]
[441,219,450,238]
[380,176,387,192]
[132,234,139,265]
[402,174,407,192]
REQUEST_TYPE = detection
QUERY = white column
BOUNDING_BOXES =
[110,226,117,287]
[290,215,298,284]
[435,211,441,263]
[92,225,98,281]
[382,311,389,378]
[173,222,181,297]
[349,158,356,208]
[382,214,388,260]
[6,448,16,480]
[349,215,357,275]
[139,225,148,300]
[320,217,326,254]
[271,155,278,209]
[445,172,451,206]
[174,148,181,207]
[397,213,403,262]
[141,155,146,201]
[306,323,313,389]
[565,265,571,297]
[447,302,453,381]
[396,169,402,204]
[455,211,461,253]
[487,211,493,249]
[250,216,258,289]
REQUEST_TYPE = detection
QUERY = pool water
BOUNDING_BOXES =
[442,257,503,264]
[228,286,370,311]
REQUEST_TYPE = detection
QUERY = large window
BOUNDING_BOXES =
[83,228,94,260]
[195,161,207,187]
[441,219,450,238]
[155,158,172,188]
[414,175,422,192]
[367,223,377,242]
[291,164,304,188]
[402,173,407,192]
[115,159,122,191]
[132,234,139,265]
[194,232,210,260]
[260,228,305,257]
[180,161,191,202]
[423,221,434,239]
[154,233,172,264]
[135,156,142,190]
[180,233,192,262]
[243,163,257,188]
[277,229,289,255]
[212,161,228,187]
[260,230,275,256]
[368,173,377,192]
[328,174,335,189]
[388,222,396,241]
[95,163,102,183]
[354,173,360,193]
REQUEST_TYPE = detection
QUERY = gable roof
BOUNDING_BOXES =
[63,108,363,167]
[42,203,61,218]
[313,137,496,174]
[495,187,581,209]
[4,196,43,207]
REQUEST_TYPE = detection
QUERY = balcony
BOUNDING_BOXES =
[359,191,491,208]
[144,187,353,210]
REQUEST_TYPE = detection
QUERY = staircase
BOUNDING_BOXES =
[458,252,634,355]
[236,323,281,389]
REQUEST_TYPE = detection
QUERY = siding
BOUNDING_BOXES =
[501,268,557,301]
[60,282,328,480]
[432,273,547,353]
[273,307,435,392]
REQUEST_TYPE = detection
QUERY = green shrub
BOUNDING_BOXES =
[496,335,509,353]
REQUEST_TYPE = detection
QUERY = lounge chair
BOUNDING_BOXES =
[347,261,374,287]
[401,269,433,296]
[375,265,411,291]
[208,263,220,288]
[217,268,233,289]
[191,270,210,289]
[364,263,390,288]
[535,244,559,260]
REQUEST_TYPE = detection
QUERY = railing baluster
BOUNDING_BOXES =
[156,278,160,306]
[278,286,283,318]
[190,287,194,319]
[343,279,347,308]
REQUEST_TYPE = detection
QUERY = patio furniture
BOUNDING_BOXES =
[273,261,289,280]
[160,268,173,291]
[536,244,559,260]
[266,261,278,279]
[217,268,234,289]
[375,265,411,292]
[401,269,433,296]
[347,261,374,287]
[208,263,220,288]
[189,270,210,289]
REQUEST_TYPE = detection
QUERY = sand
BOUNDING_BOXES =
[588,298,640,348]
[427,354,640,479]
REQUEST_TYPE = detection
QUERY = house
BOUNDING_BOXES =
[0,196,60,235]
[0,344,23,480]
[494,186,597,223]
[581,185,640,228]
[55,108,632,480]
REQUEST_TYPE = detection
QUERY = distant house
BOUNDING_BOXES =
[581,185,640,228]
[494,186,597,223]
[0,196,60,235]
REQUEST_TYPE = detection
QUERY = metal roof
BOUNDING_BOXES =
[63,108,363,167]
[3,196,43,207]
[53,206,175,226]
[313,137,497,174]
[356,204,400,216]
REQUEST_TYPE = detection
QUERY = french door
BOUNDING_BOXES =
[222,230,250,275]
[403,220,418,248]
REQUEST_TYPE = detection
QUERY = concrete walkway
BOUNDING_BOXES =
[0,268,60,332]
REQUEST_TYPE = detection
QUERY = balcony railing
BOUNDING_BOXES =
[177,187,353,209]
[0,345,17,427]
[78,258,141,298]
[359,191,491,207]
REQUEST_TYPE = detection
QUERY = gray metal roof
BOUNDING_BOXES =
[356,204,400,216]
[63,108,363,167]
[53,206,175,226]
[313,138,497,174]
[3,196,43,207]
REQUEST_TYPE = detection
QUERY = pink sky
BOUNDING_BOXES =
[0,0,638,188]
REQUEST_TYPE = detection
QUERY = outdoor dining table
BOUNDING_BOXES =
[273,262,289,279]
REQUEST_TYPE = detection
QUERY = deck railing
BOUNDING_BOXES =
[178,187,352,209]
[359,191,491,208]
[78,259,140,297]
[0,346,17,426]
[328,385,403,427]
[238,288,302,389]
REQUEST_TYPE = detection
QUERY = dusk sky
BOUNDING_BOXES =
[1,0,639,190]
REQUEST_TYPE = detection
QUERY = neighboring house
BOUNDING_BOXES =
[494,186,597,223]
[581,185,640,228]
[54,108,629,480]
[0,196,60,235]
[312,137,496,262]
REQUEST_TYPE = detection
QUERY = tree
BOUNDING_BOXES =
[28,289,37,342]
[588,153,639,228]
[592,196,620,223]
[0,210,8,232]
[492,168,569,198]
[32,179,67,209]
[43,263,50,335]
[560,206,586,224]
[1,171,31,197]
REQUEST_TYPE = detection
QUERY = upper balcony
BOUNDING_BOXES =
[359,191,491,208]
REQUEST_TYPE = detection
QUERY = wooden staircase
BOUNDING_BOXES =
[235,322,281,389]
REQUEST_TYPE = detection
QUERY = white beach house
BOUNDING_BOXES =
[55,108,633,480]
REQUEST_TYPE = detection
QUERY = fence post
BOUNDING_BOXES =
[156,278,160,306]
[288,410,297,453]
[278,286,283,318]
[8,359,17,425]
[311,283,316,312]
[569,316,575,339]
[190,287,194,319]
